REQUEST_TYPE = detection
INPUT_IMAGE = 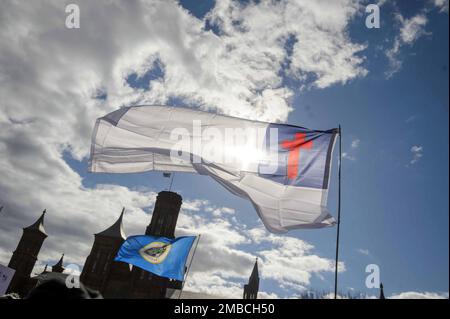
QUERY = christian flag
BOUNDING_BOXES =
[89,105,338,233]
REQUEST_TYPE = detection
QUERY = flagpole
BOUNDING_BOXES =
[169,173,175,191]
[334,125,342,299]
[178,234,201,299]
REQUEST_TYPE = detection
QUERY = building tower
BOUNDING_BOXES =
[129,191,183,299]
[243,258,259,299]
[7,209,48,296]
[80,208,129,297]
[379,282,385,299]
[146,191,182,238]
[51,254,65,273]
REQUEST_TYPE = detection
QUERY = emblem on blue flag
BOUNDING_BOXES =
[139,241,172,264]
[115,235,196,281]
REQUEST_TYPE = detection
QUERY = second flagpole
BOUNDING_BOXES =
[178,234,201,299]
[334,125,342,299]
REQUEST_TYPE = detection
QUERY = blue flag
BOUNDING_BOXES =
[115,235,196,281]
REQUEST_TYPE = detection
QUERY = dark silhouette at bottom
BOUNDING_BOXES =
[26,278,103,299]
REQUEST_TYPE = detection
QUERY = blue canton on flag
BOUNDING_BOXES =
[259,124,338,189]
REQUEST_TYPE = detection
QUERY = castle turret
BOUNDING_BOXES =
[146,191,182,238]
[80,208,128,296]
[7,210,48,296]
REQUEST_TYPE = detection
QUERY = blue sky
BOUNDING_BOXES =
[0,0,448,298]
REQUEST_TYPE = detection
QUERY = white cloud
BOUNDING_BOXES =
[434,0,449,13]
[410,145,424,165]
[0,0,368,165]
[0,0,368,150]
[385,13,428,78]
[398,14,429,44]
[248,228,345,292]
[357,248,370,256]
[390,291,449,299]
[205,206,235,217]
[351,138,360,149]
[342,152,356,161]
[405,114,418,123]
[322,292,348,299]
[342,138,360,161]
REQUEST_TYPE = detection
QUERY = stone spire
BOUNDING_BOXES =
[249,258,259,286]
[24,209,47,236]
[52,254,65,273]
[96,207,126,239]
[243,257,259,299]
[379,282,385,299]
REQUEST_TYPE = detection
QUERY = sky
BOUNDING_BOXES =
[0,0,448,299]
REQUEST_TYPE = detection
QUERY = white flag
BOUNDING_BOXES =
[89,105,338,233]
